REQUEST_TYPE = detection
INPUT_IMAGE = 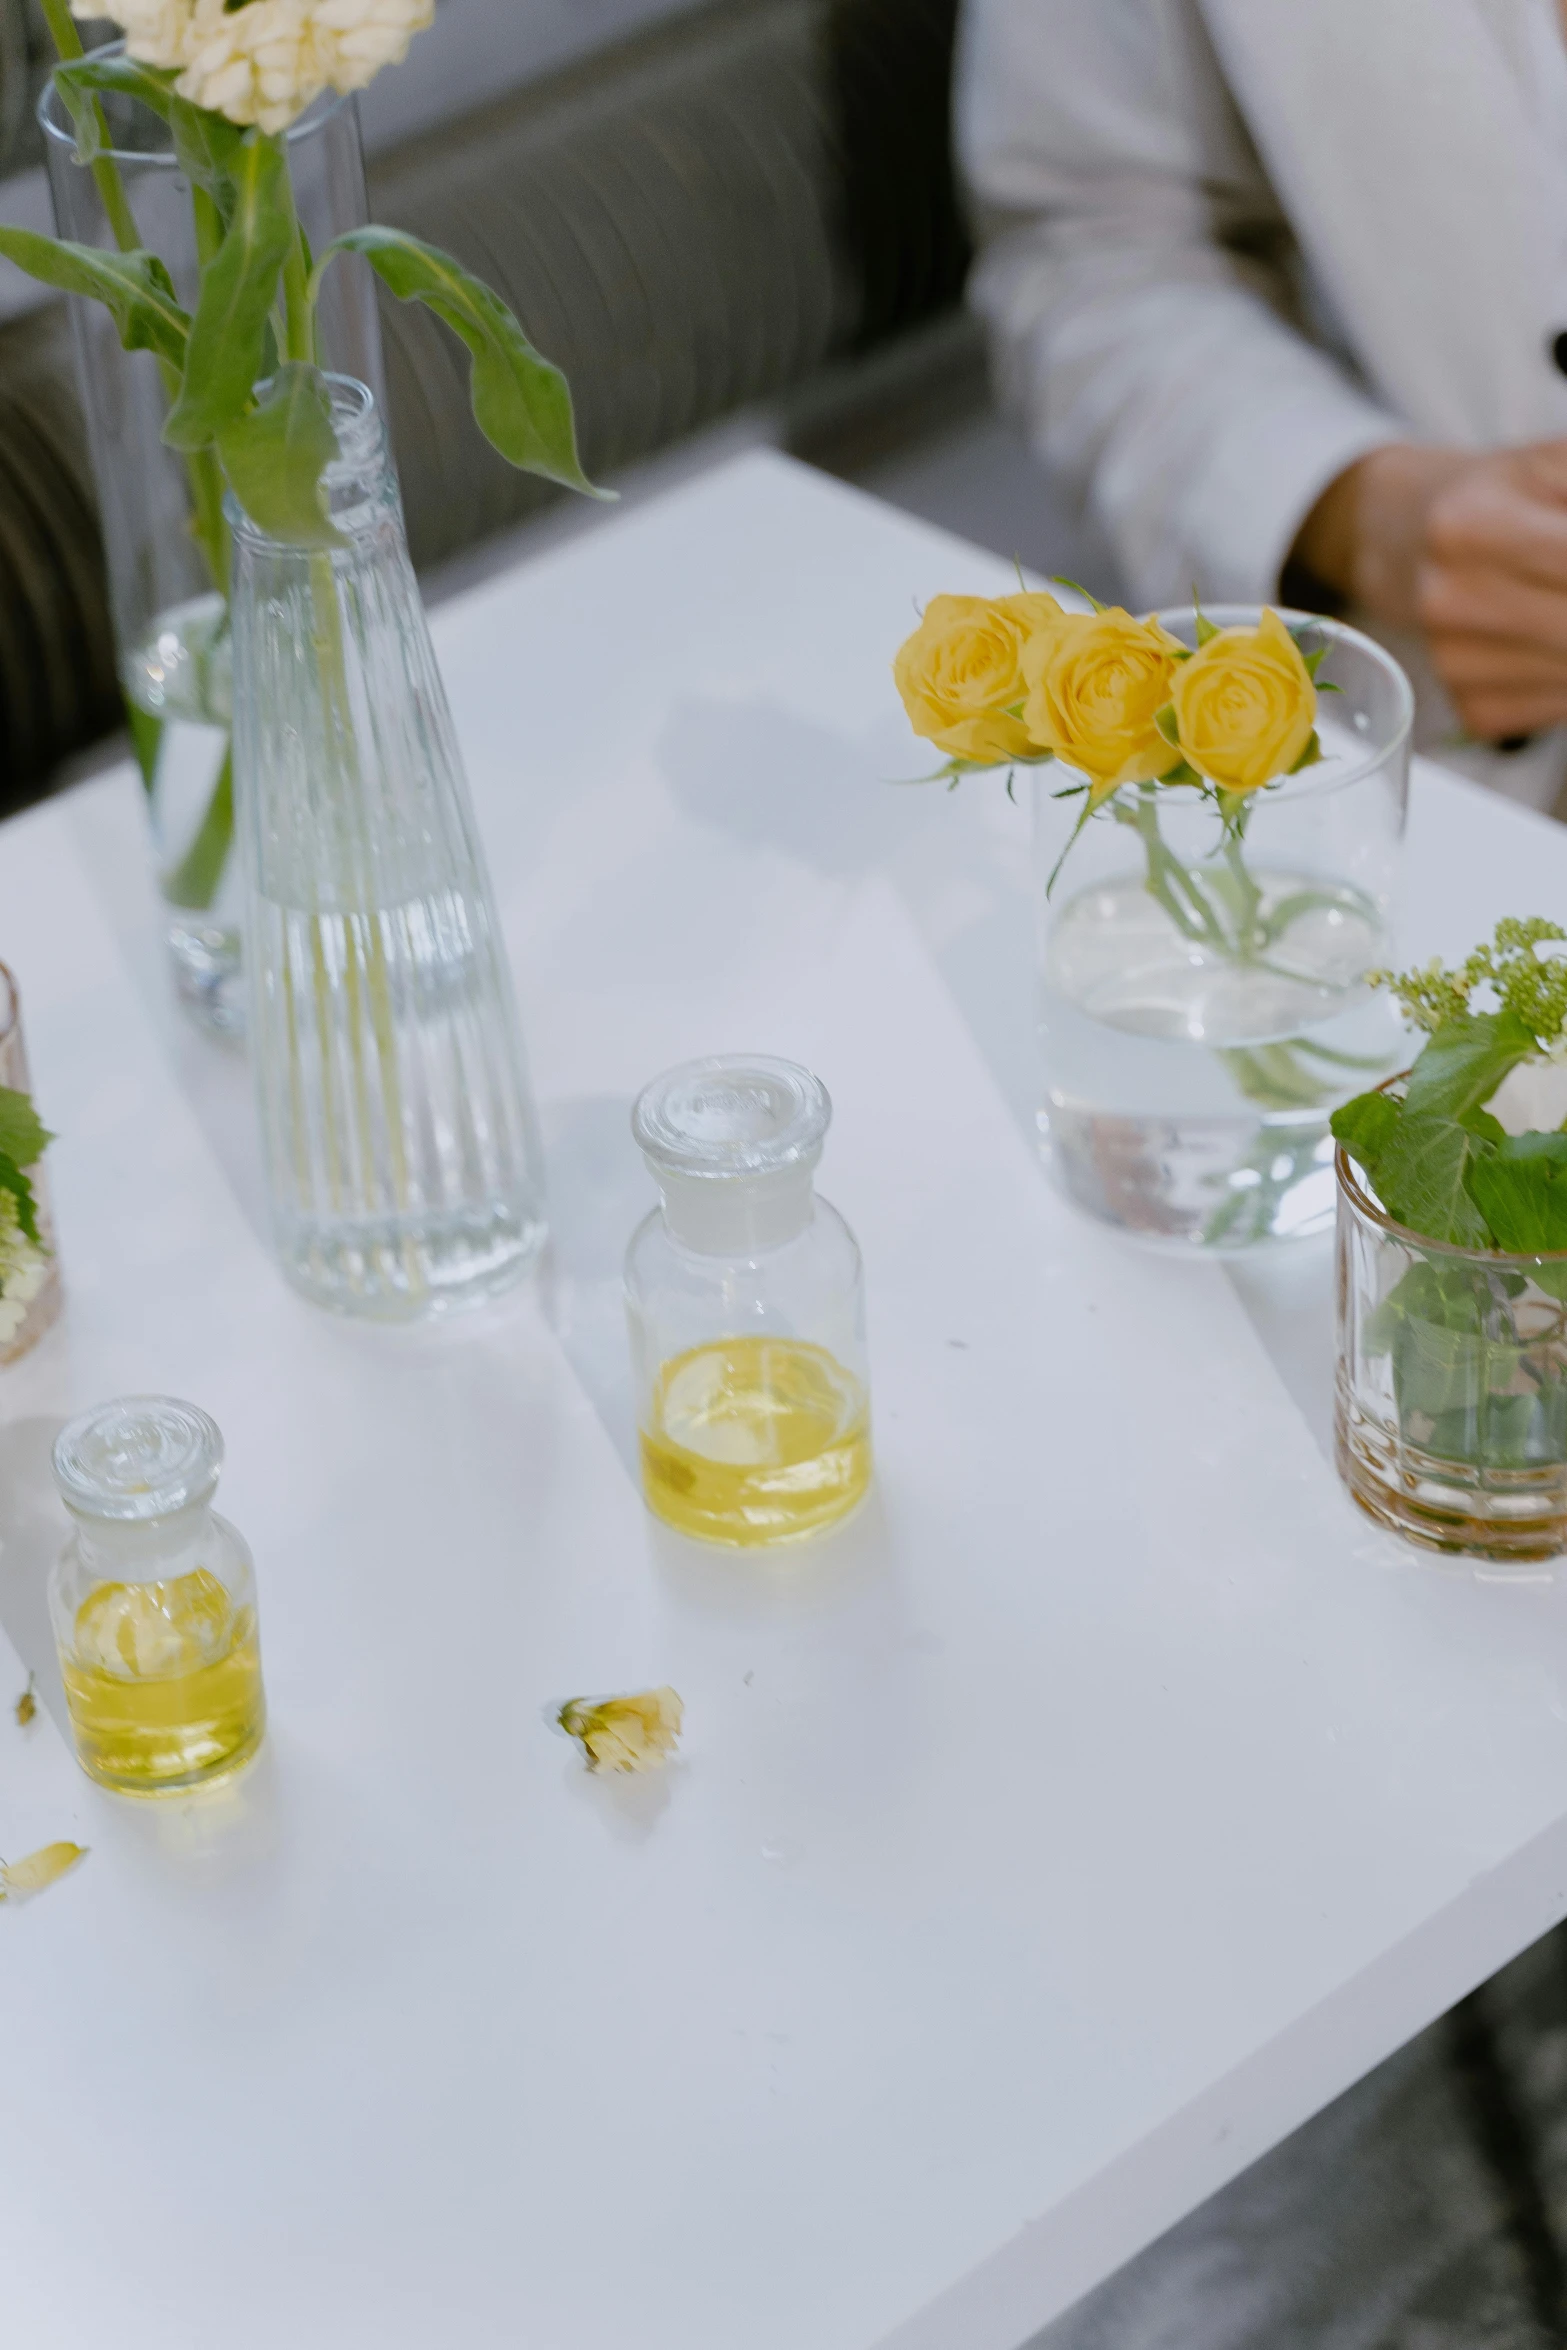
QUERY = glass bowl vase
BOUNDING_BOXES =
[1035,608,1413,1250]
[1336,1138,1567,1561]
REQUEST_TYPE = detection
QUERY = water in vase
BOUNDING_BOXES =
[248,886,547,1317]
[123,592,244,1037]
[1040,720,1404,1248]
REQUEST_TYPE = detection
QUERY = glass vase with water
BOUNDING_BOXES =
[229,376,547,1318]
[1036,610,1412,1249]
[40,52,380,1037]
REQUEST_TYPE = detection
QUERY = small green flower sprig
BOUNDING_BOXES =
[1368,918,1567,1041]
[1332,920,1567,1251]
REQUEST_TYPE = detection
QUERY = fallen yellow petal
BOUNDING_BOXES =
[559,1687,683,1773]
[0,1842,87,1902]
[15,1674,36,1727]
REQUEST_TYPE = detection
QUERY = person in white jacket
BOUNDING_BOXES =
[958,0,1567,806]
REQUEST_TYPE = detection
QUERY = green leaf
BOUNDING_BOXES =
[315,225,606,496]
[169,98,248,220]
[125,701,162,799]
[1193,608,1220,648]
[1302,644,1328,678]
[0,229,187,367]
[1466,1131,1567,1254]
[163,130,293,452]
[57,59,246,225]
[0,1088,52,1172]
[52,53,175,162]
[1331,1088,1401,1168]
[1377,1110,1493,1247]
[1154,704,1180,747]
[1288,731,1323,775]
[1222,1043,1339,1111]
[216,363,343,548]
[1402,1008,1536,1122]
[0,1156,42,1249]
[1048,575,1108,614]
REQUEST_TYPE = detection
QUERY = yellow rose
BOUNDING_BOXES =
[893,591,1063,764]
[559,1687,683,1773]
[1021,608,1183,801]
[1170,608,1317,795]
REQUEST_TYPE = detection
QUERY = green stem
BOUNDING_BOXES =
[305,549,418,1286]
[1126,792,1228,950]
[36,0,141,254]
[275,150,315,364]
[1220,827,1264,954]
[162,747,233,910]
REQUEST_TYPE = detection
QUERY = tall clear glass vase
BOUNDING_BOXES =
[40,50,381,1038]
[229,376,547,1319]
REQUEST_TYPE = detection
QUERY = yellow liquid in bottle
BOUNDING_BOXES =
[62,1568,265,1795]
[640,1334,871,1545]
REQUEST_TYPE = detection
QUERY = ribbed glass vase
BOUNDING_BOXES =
[228,376,546,1319]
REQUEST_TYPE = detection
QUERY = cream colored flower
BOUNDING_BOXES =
[559,1688,684,1774]
[81,0,433,133]
[1483,1059,1567,1137]
[0,1189,48,1348]
[73,0,193,64]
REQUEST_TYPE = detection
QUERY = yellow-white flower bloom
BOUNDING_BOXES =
[558,1688,684,1774]
[78,0,433,133]
[0,1189,48,1349]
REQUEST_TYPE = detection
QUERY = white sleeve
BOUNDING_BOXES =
[955,0,1403,607]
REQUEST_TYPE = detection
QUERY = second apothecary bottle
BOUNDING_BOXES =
[229,375,547,1319]
[626,1055,872,1544]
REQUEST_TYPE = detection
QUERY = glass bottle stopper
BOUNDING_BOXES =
[631,1055,831,1253]
[52,1397,223,1525]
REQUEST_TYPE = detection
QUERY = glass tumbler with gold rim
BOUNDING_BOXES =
[1336,1143,1567,1560]
[626,1056,872,1546]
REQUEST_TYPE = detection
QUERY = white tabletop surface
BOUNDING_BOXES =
[5,452,1567,2350]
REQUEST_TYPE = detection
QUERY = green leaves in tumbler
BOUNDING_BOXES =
[217,365,342,548]
[312,225,607,496]
[1467,1132,1567,1256]
[0,228,188,365]
[163,130,293,452]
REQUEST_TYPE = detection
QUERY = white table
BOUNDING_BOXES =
[4,452,1567,2350]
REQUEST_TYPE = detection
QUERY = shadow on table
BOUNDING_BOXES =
[657,696,927,878]
[659,691,1041,1149]
[0,1413,69,1734]
[538,1092,649,1479]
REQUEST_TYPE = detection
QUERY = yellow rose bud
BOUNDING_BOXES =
[1170,608,1317,796]
[1021,608,1183,801]
[893,591,1063,764]
[559,1687,683,1773]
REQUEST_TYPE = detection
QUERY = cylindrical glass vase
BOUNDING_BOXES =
[40,51,381,1038]
[1035,608,1413,1250]
[1336,1142,1567,1562]
[0,963,61,1364]
[229,376,547,1319]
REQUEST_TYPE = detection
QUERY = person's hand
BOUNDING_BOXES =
[1292,440,1567,741]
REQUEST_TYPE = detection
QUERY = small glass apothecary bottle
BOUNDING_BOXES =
[626,1056,872,1545]
[49,1398,265,1795]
